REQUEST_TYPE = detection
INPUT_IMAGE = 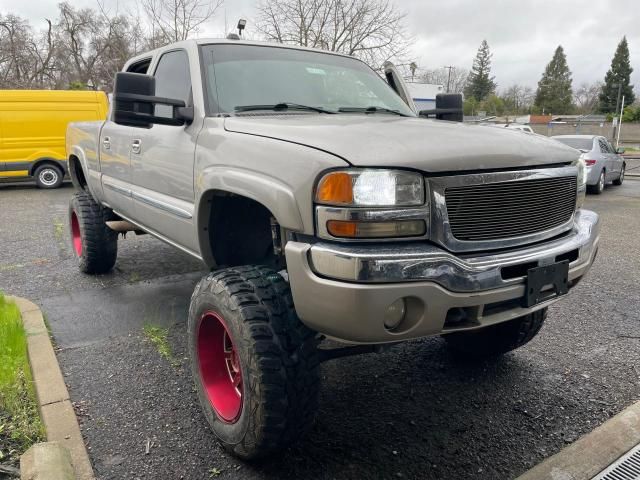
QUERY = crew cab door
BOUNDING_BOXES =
[128,49,201,254]
[99,115,133,214]
[100,58,152,214]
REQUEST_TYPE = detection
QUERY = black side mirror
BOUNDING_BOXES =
[419,93,464,122]
[113,72,193,128]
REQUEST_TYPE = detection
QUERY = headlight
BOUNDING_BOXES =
[316,169,424,207]
[315,169,428,240]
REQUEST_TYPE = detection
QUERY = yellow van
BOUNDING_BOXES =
[0,90,108,188]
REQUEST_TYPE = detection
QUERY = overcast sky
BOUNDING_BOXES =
[2,0,638,90]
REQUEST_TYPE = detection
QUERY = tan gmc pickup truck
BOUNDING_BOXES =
[66,38,599,459]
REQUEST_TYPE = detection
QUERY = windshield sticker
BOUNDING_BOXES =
[306,67,326,75]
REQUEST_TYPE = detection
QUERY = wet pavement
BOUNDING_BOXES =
[1,180,640,479]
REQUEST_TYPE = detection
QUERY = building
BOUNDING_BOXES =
[405,82,444,112]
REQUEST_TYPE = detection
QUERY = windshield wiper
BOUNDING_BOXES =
[338,106,410,117]
[235,102,336,114]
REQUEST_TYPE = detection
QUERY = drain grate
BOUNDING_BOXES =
[593,443,640,479]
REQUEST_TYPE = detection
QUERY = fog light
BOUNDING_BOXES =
[384,298,406,330]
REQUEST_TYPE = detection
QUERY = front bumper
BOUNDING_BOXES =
[285,209,600,344]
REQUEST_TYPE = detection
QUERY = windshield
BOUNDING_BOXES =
[201,44,415,116]
[554,137,593,151]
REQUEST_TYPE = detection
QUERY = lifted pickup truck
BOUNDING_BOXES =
[66,38,600,460]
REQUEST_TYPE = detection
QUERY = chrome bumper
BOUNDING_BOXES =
[284,209,599,344]
[307,209,599,291]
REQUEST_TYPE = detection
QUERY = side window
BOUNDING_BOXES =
[598,139,609,153]
[605,140,615,153]
[154,50,192,106]
[126,58,151,74]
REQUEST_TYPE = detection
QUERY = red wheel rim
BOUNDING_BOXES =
[197,311,243,423]
[71,212,82,256]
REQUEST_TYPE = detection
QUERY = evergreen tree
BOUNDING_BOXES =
[599,36,634,113]
[534,45,573,114]
[464,40,496,101]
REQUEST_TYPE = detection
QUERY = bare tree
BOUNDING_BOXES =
[141,0,223,46]
[500,84,534,114]
[0,14,56,89]
[574,81,603,114]
[256,0,412,69]
[55,2,146,90]
[418,67,468,93]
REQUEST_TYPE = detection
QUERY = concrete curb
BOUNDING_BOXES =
[517,399,640,480]
[9,296,95,480]
[21,442,75,480]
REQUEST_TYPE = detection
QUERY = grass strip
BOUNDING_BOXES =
[0,293,45,466]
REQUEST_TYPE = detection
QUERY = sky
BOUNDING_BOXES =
[2,0,638,91]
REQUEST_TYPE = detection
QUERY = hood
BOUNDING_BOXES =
[224,114,579,172]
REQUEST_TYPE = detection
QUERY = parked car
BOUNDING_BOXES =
[496,123,535,134]
[551,134,625,194]
[0,90,108,188]
[66,38,600,460]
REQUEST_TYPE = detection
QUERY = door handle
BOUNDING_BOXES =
[131,139,141,155]
[102,137,111,150]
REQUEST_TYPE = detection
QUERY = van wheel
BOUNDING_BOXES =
[188,265,320,460]
[444,308,547,359]
[34,164,64,189]
[68,191,118,273]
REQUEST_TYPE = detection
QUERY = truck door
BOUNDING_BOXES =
[128,48,201,255]
[99,116,133,215]
[99,58,153,215]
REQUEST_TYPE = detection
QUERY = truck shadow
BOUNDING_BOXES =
[0,181,73,191]
[248,341,546,479]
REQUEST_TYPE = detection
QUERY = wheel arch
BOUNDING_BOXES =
[29,157,66,176]
[67,145,101,200]
[197,189,283,269]
[67,154,88,190]
[195,168,305,268]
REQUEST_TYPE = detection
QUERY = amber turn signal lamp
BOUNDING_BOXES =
[327,220,425,239]
[316,172,353,205]
[326,220,358,237]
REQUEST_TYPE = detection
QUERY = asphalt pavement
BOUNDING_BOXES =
[1,180,639,480]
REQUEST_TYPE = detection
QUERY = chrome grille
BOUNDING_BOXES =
[445,176,577,241]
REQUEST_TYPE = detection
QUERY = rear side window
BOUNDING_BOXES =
[127,58,151,74]
[598,139,610,153]
[605,140,615,153]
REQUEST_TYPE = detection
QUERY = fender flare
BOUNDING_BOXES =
[68,146,100,200]
[196,166,305,267]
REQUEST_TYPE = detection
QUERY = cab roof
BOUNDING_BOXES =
[125,38,356,69]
